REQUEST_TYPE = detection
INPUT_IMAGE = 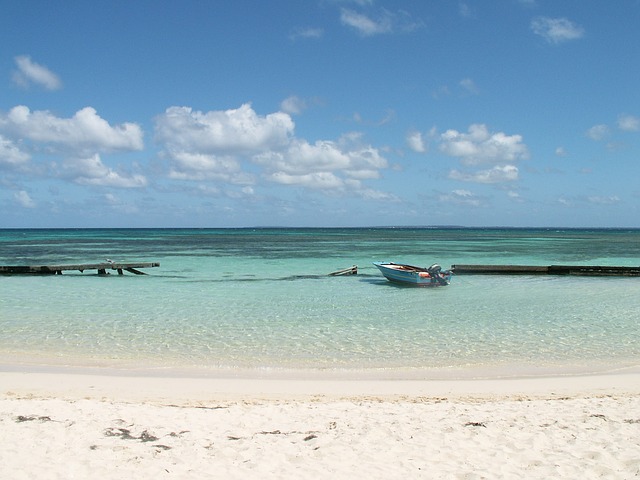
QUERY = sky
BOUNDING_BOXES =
[1,0,639,228]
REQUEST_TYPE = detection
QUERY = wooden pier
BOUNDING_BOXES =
[450,264,640,277]
[328,265,358,276]
[0,262,160,275]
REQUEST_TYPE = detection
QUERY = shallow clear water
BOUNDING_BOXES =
[1,228,640,378]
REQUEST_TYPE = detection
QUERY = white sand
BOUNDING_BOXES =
[2,369,640,479]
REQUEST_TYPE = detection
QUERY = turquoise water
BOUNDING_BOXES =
[1,228,640,379]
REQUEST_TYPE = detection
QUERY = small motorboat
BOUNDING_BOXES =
[373,262,452,286]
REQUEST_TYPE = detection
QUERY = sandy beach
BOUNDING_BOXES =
[2,369,640,479]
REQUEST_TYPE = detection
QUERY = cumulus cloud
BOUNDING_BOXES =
[555,146,568,156]
[439,189,483,207]
[586,124,610,141]
[14,190,36,208]
[439,124,529,166]
[340,8,392,35]
[155,104,390,194]
[618,114,640,132]
[12,55,62,90]
[62,154,147,188]
[267,171,345,189]
[355,186,398,201]
[0,106,143,154]
[340,7,421,36]
[459,78,479,95]
[0,134,30,167]
[0,106,147,188]
[155,104,293,155]
[167,152,253,184]
[406,131,426,153]
[436,124,526,185]
[255,136,388,185]
[449,165,519,184]
[155,104,293,184]
[531,17,584,44]
[280,95,307,115]
[507,191,524,202]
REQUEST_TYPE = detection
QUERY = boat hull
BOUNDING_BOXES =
[373,262,452,286]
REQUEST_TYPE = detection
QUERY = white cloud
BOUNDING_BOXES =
[555,146,568,156]
[439,124,529,166]
[0,134,30,167]
[340,8,392,35]
[437,124,525,185]
[255,136,387,183]
[62,154,147,188]
[449,165,519,184]
[355,186,398,201]
[14,190,36,208]
[267,171,345,189]
[0,107,146,188]
[440,189,483,207]
[507,191,523,202]
[0,106,144,153]
[156,103,294,184]
[531,17,584,44]
[340,7,421,36]
[586,124,610,141]
[12,55,62,90]
[459,78,479,95]
[167,151,253,184]
[280,95,307,115]
[156,104,390,194]
[406,131,426,153]
[618,114,640,132]
[155,104,294,155]
[104,193,119,205]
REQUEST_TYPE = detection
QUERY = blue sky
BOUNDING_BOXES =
[1,0,639,228]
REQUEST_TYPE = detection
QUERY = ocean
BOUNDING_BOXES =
[1,228,639,379]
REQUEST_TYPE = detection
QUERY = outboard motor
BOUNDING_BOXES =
[427,264,448,286]
[427,264,442,275]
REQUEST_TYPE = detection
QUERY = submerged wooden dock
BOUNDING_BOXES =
[0,262,160,275]
[450,264,640,276]
[328,265,358,276]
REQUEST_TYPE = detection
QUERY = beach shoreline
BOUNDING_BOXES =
[2,367,640,403]
[2,368,640,478]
